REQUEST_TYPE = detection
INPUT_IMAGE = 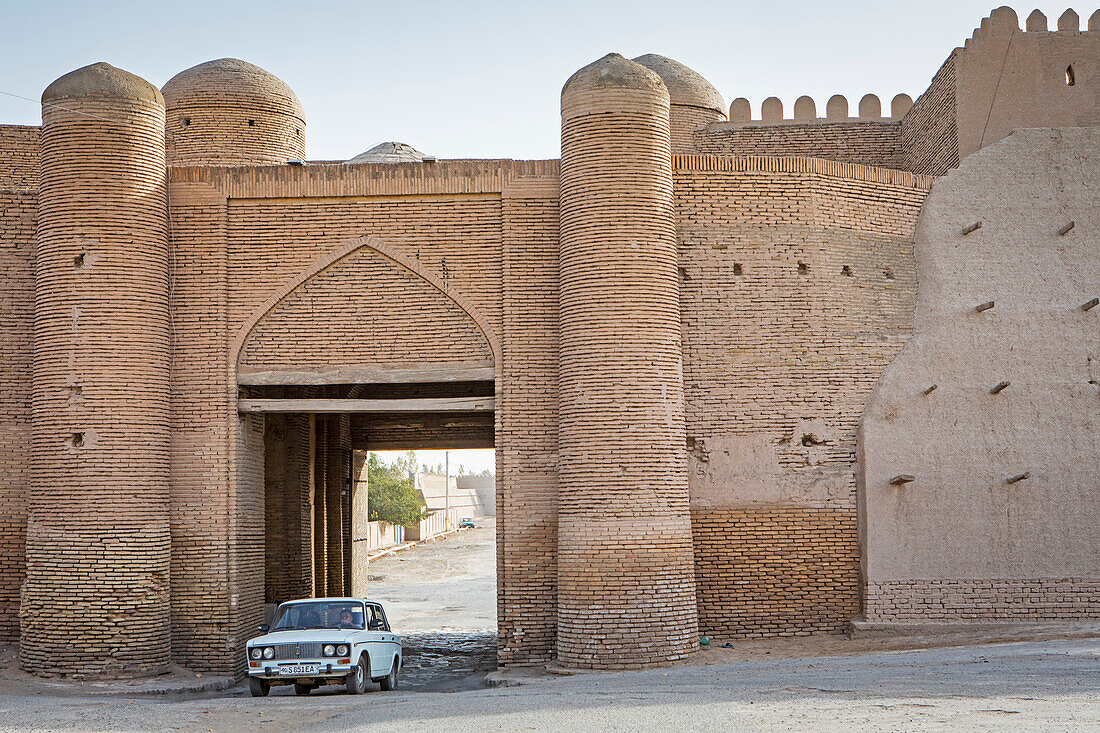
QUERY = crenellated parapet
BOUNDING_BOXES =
[727,93,914,126]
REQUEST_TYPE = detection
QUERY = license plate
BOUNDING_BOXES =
[279,664,321,676]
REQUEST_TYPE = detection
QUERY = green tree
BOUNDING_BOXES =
[367,452,432,527]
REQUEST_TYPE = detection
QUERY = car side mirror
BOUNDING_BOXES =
[368,619,384,630]
[258,624,270,632]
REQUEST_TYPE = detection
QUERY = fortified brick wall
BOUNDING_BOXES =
[900,53,961,176]
[694,121,904,170]
[859,128,1100,623]
[674,155,929,638]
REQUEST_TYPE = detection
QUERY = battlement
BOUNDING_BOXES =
[965,6,1099,47]
[725,93,913,127]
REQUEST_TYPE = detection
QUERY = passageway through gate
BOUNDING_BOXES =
[246,376,498,691]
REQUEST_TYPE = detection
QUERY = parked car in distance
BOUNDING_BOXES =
[246,597,401,697]
[459,517,475,528]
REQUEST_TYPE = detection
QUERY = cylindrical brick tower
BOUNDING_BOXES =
[22,62,171,677]
[632,54,725,154]
[557,53,698,669]
[162,58,305,166]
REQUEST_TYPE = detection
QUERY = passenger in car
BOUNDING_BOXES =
[338,609,360,629]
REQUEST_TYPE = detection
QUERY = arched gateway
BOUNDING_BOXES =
[6,12,1100,678]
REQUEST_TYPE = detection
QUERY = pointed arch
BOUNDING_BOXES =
[229,236,501,376]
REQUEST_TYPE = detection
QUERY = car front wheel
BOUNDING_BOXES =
[379,658,399,691]
[346,656,368,695]
[248,677,270,697]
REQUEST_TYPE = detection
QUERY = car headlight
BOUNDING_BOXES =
[249,648,262,660]
[323,644,336,657]
[262,647,274,659]
[336,644,349,656]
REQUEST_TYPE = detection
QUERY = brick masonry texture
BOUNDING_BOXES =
[693,507,860,636]
[674,155,928,638]
[162,59,306,166]
[0,10,1097,677]
[557,55,698,669]
[864,579,1100,621]
[24,65,171,677]
[694,121,905,169]
[0,126,39,188]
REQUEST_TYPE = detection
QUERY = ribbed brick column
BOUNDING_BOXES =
[557,53,698,669]
[22,63,171,677]
[162,58,306,166]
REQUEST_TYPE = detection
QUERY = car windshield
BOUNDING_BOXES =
[271,601,365,631]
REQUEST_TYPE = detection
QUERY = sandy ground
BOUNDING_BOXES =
[360,518,496,633]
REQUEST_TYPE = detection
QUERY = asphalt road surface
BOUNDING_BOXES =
[0,638,1096,731]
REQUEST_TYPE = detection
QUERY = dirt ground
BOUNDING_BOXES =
[361,517,496,633]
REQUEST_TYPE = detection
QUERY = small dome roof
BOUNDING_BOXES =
[346,142,425,164]
[631,54,724,114]
[562,53,667,100]
[162,58,303,118]
[43,62,162,106]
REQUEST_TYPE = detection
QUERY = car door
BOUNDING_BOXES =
[365,603,398,675]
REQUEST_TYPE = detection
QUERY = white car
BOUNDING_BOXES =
[246,597,402,696]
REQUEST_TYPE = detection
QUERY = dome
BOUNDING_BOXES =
[43,62,162,106]
[631,54,724,114]
[162,58,303,119]
[160,58,305,166]
[562,53,667,101]
[346,142,426,164]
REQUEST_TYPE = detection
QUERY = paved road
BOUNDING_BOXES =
[0,638,1096,731]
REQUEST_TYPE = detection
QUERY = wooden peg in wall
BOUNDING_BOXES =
[990,381,1010,394]
[975,301,995,312]
[1058,221,1075,236]
[1006,472,1030,484]
[961,221,982,235]
[1082,298,1098,312]
[889,474,915,485]
[922,384,938,395]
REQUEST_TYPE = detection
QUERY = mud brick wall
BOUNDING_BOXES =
[900,53,961,176]
[673,156,929,638]
[859,128,1100,623]
[693,121,904,169]
[0,180,35,640]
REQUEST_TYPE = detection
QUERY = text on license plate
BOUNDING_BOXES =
[279,664,321,676]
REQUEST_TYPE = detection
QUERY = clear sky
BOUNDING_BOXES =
[0,2,1079,160]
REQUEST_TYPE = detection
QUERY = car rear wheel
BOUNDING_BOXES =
[346,656,368,695]
[379,658,399,691]
[294,683,312,696]
[248,677,270,697]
